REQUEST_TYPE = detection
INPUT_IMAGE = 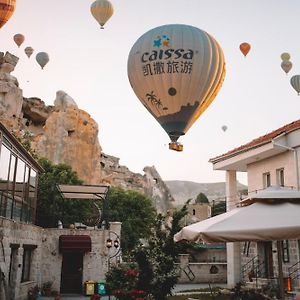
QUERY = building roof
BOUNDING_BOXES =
[210,119,300,163]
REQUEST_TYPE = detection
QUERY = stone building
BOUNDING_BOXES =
[0,122,121,300]
[209,119,300,290]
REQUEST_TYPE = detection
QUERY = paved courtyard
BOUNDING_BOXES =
[41,283,228,300]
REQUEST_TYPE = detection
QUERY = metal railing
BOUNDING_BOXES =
[288,260,300,289]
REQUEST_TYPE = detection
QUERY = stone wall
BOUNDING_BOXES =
[0,217,121,300]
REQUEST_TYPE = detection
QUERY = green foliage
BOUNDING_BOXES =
[211,201,226,216]
[130,203,190,300]
[107,187,157,254]
[36,158,95,228]
[195,192,209,204]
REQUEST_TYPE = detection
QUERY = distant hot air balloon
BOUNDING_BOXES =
[24,46,34,58]
[221,125,228,132]
[0,0,16,29]
[13,33,25,47]
[127,24,226,151]
[239,42,251,57]
[281,60,292,74]
[290,75,300,95]
[90,0,114,29]
[281,52,291,61]
[36,52,49,69]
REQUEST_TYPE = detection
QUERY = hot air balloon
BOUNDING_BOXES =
[90,0,114,29]
[127,24,226,151]
[0,0,16,29]
[281,52,291,61]
[24,46,34,58]
[36,52,49,69]
[13,33,25,47]
[221,125,228,132]
[290,75,300,95]
[239,42,251,57]
[281,60,292,74]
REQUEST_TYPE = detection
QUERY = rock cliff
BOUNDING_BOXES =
[0,51,174,213]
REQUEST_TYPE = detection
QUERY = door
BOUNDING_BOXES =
[60,252,83,294]
[257,241,274,278]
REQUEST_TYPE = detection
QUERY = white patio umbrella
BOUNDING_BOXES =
[174,201,300,243]
[174,186,300,300]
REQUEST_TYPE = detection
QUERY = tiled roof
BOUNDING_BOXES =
[210,119,300,162]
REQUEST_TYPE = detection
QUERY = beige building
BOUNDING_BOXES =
[0,122,121,300]
[210,119,300,290]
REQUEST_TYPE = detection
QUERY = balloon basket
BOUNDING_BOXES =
[169,142,183,152]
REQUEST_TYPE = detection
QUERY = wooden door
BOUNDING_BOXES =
[60,252,83,294]
[264,241,274,278]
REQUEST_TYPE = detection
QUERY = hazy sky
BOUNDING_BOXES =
[1,0,300,185]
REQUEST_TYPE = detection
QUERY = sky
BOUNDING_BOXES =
[1,0,300,185]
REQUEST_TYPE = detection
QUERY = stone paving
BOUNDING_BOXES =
[40,283,228,300]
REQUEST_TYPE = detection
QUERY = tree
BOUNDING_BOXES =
[195,192,209,204]
[36,158,95,228]
[131,202,190,300]
[107,187,157,254]
[211,200,226,216]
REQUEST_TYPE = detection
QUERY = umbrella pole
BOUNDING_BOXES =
[276,241,285,300]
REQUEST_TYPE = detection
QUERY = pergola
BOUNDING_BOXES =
[57,184,110,228]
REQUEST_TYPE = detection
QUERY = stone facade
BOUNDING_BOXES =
[177,254,227,284]
[0,217,121,300]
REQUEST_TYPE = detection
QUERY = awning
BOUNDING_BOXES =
[59,235,91,253]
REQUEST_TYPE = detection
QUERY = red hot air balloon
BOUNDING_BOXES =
[239,42,251,57]
[13,33,25,47]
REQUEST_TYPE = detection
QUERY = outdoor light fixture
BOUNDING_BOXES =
[106,238,113,248]
[113,239,119,249]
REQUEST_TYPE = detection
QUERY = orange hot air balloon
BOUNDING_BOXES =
[13,33,25,47]
[0,0,16,29]
[239,42,251,57]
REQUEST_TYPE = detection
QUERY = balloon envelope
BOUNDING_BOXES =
[24,46,34,58]
[281,52,291,61]
[90,0,114,29]
[127,24,226,144]
[281,60,292,74]
[221,125,228,132]
[239,42,251,57]
[0,0,16,29]
[36,52,49,69]
[13,33,25,47]
[290,75,300,95]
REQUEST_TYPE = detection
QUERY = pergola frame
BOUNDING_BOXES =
[57,184,110,229]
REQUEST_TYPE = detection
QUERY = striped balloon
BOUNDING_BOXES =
[0,0,16,29]
[90,0,114,29]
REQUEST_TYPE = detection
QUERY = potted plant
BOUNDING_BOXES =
[27,285,39,300]
[42,281,53,297]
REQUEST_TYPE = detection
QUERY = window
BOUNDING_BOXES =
[243,241,251,256]
[263,172,271,188]
[192,209,195,215]
[282,240,290,263]
[21,246,36,282]
[276,168,284,186]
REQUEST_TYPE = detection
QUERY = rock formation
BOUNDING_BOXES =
[31,91,102,184]
[101,153,175,213]
[0,51,175,213]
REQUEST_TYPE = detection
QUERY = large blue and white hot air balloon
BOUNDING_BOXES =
[127,24,226,151]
